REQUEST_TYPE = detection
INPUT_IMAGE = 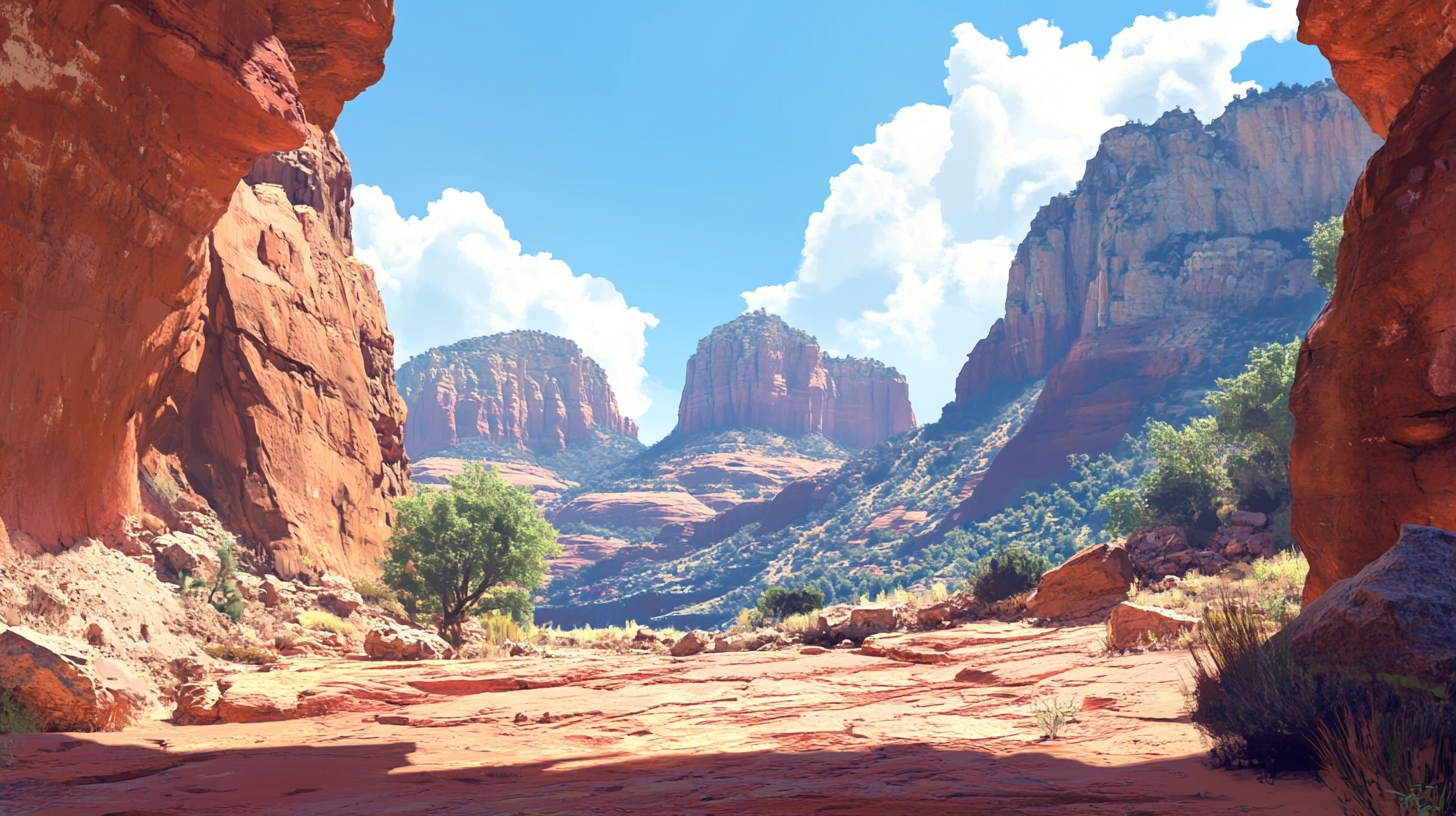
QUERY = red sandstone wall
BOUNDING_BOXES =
[676,311,916,449]
[0,1,392,555]
[397,332,639,457]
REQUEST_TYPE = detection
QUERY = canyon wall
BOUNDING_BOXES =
[677,311,916,449]
[0,3,394,568]
[1290,2,1456,600]
[397,331,639,457]
[943,82,1381,525]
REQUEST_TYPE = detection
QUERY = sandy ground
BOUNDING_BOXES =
[0,622,1335,815]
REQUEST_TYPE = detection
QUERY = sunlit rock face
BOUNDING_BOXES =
[0,2,392,563]
[677,311,916,450]
[1291,1,1456,601]
[941,82,1380,528]
[396,331,640,458]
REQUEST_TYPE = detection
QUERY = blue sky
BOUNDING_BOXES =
[338,1,1333,444]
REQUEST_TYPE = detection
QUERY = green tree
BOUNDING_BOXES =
[1305,215,1343,292]
[969,548,1051,603]
[1138,418,1229,528]
[381,464,560,645]
[1101,488,1151,539]
[756,586,825,621]
[1205,340,1299,514]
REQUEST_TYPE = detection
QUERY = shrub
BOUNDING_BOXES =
[477,612,528,646]
[1101,488,1150,539]
[299,610,360,640]
[1030,696,1080,740]
[381,463,560,645]
[1306,215,1343,293]
[353,577,398,606]
[1315,701,1456,816]
[0,691,40,734]
[756,586,825,621]
[203,644,278,664]
[207,537,245,623]
[969,548,1050,603]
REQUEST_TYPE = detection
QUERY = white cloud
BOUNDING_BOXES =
[744,0,1298,420]
[352,186,660,419]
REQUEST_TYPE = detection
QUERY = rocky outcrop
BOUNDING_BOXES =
[550,492,717,530]
[677,311,915,449]
[1284,525,1456,684]
[0,3,392,555]
[942,83,1380,525]
[1289,10,1456,600]
[148,126,408,579]
[1107,603,1199,651]
[398,332,638,457]
[1026,543,1135,621]
[0,627,129,732]
[364,621,454,661]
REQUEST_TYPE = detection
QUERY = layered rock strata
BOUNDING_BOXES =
[677,311,916,449]
[397,332,638,457]
[1290,4,1456,599]
[943,82,1380,524]
[0,2,392,557]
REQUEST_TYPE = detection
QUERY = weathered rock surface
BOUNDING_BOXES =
[668,630,711,657]
[1284,525,1456,684]
[1107,602,1199,651]
[1290,20,1456,599]
[677,311,915,449]
[398,331,638,458]
[1027,543,1135,621]
[158,532,222,584]
[0,0,392,555]
[0,627,126,732]
[550,491,717,529]
[363,622,454,661]
[0,623,1337,813]
[411,456,574,509]
[941,82,1380,526]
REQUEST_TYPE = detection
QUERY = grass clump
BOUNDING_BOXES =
[203,644,278,664]
[0,691,40,735]
[1316,702,1456,816]
[1133,551,1306,625]
[1030,695,1080,740]
[299,610,360,640]
[970,548,1050,604]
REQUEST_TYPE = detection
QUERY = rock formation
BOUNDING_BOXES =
[677,311,916,449]
[942,82,1380,524]
[149,126,408,578]
[1289,4,1456,600]
[397,332,638,457]
[0,2,393,560]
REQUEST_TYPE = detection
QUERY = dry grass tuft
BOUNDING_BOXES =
[1133,551,1306,626]
[299,610,360,640]
[203,644,278,664]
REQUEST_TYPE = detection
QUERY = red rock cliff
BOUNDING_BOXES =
[943,82,1380,525]
[147,126,409,579]
[0,2,392,557]
[1290,2,1456,600]
[677,311,916,449]
[397,331,639,457]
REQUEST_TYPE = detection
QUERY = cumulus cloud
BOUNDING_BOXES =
[744,0,1298,419]
[352,186,659,418]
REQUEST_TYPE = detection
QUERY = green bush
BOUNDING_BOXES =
[382,463,560,645]
[1139,418,1228,528]
[755,586,825,621]
[207,537,244,622]
[1101,488,1150,539]
[1306,215,1343,293]
[0,690,40,734]
[969,548,1051,603]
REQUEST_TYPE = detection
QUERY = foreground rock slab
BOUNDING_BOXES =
[1285,524,1456,684]
[1027,542,1135,620]
[1,622,1334,814]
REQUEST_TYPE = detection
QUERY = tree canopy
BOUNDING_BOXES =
[1305,215,1342,292]
[756,586,825,621]
[381,464,559,643]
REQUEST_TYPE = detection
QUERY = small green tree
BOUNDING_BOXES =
[1305,215,1343,292]
[381,464,560,645]
[1100,488,1151,539]
[756,586,825,621]
[1205,340,1299,518]
[208,537,245,623]
[969,548,1051,603]
[1138,418,1229,528]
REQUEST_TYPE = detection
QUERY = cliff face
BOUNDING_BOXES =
[397,332,639,457]
[945,82,1381,524]
[150,126,409,579]
[1290,5,1456,600]
[0,3,393,561]
[677,311,916,449]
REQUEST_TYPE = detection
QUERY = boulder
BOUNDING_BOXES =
[1107,602,1199,650]
[173,682,223,725]
[849,606,898,632]
[320,589,363,617]
[261,575,288,608]
[669,630,711,657]
[0,627,125,732]
[917,593,981,625]
[1026,543,1134,621]
[363,622,454,661]
[159,532,221,584]
[1283,525,1456,685]
[711,634,747,653]
[812,605,852,640]
[1230,511,1267,527]
[632,627,659,644]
